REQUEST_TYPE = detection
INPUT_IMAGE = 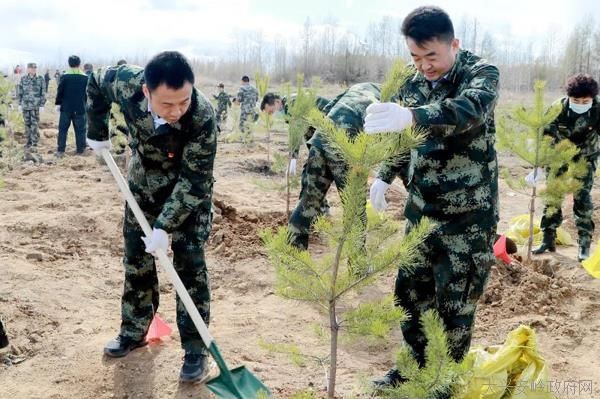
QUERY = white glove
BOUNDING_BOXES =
[18,105,22,112]
[525,167,546,187]
[364,103,413,134]
[370,178,391,211]
[142,228,169,255]
[55,105,60,112]
[86,138,112,154]
[39,107,45,113]
[288,158,297,176]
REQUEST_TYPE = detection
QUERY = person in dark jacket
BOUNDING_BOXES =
[55,55,89,156]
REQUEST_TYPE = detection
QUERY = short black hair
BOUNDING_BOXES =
[68,55,81,68]
[241,75,250,82]
[401,6,454,45]
[261,92,281,111]
[566,74,599,98]
[144,51,194,91]
[117,59,127,66]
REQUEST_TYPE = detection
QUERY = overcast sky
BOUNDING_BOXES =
[1,0,597,69]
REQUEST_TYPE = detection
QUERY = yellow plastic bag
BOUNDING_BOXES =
[505,214,572,247]
[582,241,600,278]
[457,326,552,399]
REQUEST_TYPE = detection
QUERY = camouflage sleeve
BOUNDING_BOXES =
[154,118,217,233]
[236,88,243,103]
[38,77,46,106]
[377,155,409,186]
[86,69,113,141]
[410,64,499,136]
[543,98,565,140]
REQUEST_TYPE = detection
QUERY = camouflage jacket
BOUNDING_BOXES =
[237,84,258,113]
[17,74,46,110]
[308,82,381,151]
[544,96,600,161]
[378,49,500,233]
[213,91,232,111]
[87,65,217,236]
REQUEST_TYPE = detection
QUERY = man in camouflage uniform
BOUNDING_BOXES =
[287,82,381,250]
[17,63,46,151]
[533,73,600,261]
[365,7,499,390]
[213,83,232,126]
[235,75,258,134]
[86,51,217,382]
[261,92,332,214]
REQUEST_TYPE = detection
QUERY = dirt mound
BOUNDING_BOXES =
[207,198,287,261]
[481,259,574,316]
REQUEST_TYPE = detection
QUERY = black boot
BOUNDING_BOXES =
[372,368,408,390]
[180,352,208,382]
[578,245,590,262]
[532,231,556,254]
[0,320,8,349]
[104,335,147,358]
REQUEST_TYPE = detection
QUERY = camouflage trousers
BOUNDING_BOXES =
[540,161,596,247]
[395,222,496,365]
[22,109,40,148]
[120,203,211,355]
[288,145,365,250]
[216,107,228,124]
[239,109,257,133]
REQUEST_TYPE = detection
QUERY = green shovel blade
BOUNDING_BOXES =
[206,343,271,399]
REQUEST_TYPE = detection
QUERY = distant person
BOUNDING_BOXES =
[235,75,258,134]
[54,69,62,85]
[533,73,600,261]
[212,83,231,127]
[44,69,51,92]
[17,62,46,152]
[12,64,22,84]
[83,63,94,76]
[55,55,88,156]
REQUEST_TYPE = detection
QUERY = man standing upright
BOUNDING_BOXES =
[236,75,258,134]
[55,55,89,156]
[365,6,500,390]
[213,83,232,127]
[86,51,217,382]
[17,62,46,152]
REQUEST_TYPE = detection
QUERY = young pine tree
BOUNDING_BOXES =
[497,80,587,261]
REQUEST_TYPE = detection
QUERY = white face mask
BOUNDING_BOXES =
[569,102,592,114]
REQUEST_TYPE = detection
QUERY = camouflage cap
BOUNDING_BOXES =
[27,62,37,68]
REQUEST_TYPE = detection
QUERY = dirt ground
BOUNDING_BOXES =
[1,108,600,399]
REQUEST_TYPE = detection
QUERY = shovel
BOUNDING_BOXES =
[100,149,271,398]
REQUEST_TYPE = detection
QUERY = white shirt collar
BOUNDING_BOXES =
[430,73,450,89]
[147,102,168,129]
